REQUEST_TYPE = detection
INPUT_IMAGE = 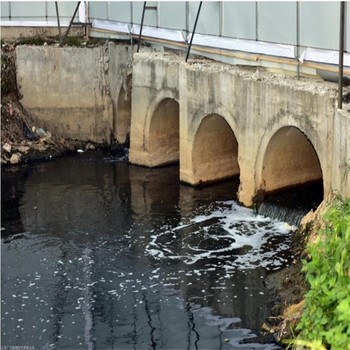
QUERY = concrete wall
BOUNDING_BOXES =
[16,43,132,143]
[128,52,347,206]
[15,45,349,205]
[332,110,350,198]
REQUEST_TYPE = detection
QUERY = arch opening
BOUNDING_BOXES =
[148,98,179,167]
[192,114,239,185]
[116,74,132,144]
[261,126,323,195]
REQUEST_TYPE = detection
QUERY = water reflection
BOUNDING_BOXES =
[1,152,289,349]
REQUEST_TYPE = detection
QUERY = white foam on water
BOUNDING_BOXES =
[146,200,293,270]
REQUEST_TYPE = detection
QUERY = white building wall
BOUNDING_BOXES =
[1,1,349,70]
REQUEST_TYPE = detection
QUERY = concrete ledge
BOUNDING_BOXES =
[2,26,84,42]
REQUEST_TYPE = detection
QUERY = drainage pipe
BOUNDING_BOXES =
[338,1,345,109]
[186,1,202,62]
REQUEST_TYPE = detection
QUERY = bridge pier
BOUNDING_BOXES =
[129,53,181,167]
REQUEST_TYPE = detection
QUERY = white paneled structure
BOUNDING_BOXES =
[1,1,349,74]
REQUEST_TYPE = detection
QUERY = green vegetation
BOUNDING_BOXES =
[14,35,104,47]
[15,35,49,46]
[295,195,350,349]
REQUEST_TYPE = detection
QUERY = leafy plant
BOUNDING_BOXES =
[286,339,326,350]
[296,195,350,349]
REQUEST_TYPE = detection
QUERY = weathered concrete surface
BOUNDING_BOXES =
[129,52,181,167]
[129,52,348,206]
[331,109,350,198]
[16,43,132,143]
[15,46,349,205]
[180,60,338,205]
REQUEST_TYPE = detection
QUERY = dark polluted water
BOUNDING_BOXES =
[1,151,295,350]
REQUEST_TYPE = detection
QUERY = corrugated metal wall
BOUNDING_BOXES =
[1,1,348,52]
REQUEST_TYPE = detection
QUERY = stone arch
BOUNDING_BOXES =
[191,114,239,185]
[146,97,180,166]
[259,126,323,194]
[116,74,132,144]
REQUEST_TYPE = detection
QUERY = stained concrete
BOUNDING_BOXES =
[16,43,132,143]
[129,52,181,166]
[129,51,349,206]
[15,46,350,206]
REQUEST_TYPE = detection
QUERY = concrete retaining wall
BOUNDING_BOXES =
[16,43,132,143]
[15,45,349,204]
[126,52,349,205]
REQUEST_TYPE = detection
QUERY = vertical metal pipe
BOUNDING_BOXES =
[186,1,202,62]
[130,2,134,50]
[255,1,259,41]
[137,1,147,53]
[185,1,189,45]
[296,1,300,80]
[219,1,223,37]
[61,1,81,47]
[55,2,62,44]
[157,1,160,28]
[338,1,345,109]
[85,1,89,41]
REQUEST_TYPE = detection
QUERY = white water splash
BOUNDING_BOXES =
[146,200,294,270]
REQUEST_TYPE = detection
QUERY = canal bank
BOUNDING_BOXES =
[12,41,350,207]
[1,42,126,166]
[1,38,349,348]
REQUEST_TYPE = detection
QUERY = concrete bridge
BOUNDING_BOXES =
[128,52,349,206]
[16,45,350,207]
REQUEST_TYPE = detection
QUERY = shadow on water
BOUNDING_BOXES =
[1,165,31,240]
[258,180,324,226]
[2,151,287,349]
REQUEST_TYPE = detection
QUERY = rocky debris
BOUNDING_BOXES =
[85,142,95,150]
[1,102,61,165]
[0,96,95,165]
[3,143,12,153]
[9,153,21,165]
[16,145,30,154]
[0,93,105,165]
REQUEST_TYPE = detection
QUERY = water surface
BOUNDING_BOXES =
[1,152,294,349]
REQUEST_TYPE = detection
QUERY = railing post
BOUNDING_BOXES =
[338,1,345,109]
[55,2,62,45]
[137,2,147,53]
[186,1,202,62]
[60,1,81,47]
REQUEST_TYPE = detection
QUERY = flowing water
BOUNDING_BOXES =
[1,151,296,350]
[258,181,323,226]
